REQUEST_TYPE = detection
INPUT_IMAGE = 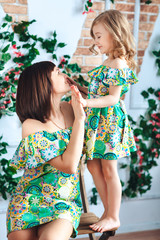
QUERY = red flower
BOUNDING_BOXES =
[0,93,5,97]
[156,134,160,138]
[83,8,94,15]
[151,148,156,152]
[155,152,158,158]
[156,122,160,127]
[4,100,11,104]
[14,51,24,57]
[14,70,21,75]
[16,62,24,67]
[137,149,142,157]
[59,56,66,68]
[4,76,9,81]
[139,156,143,166]
[12,44,17,49]
[60,57,66,64]
[134,136,139,142]
[153,128,158,131]
[0,106,5,109]
[88,8,94,13]
[151,113,158,119]
[12,93,16,99]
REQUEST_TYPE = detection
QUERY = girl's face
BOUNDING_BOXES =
[51,67,71,94]
[92,22,113,55]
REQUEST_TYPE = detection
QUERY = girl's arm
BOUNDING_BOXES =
[80,85,122,108]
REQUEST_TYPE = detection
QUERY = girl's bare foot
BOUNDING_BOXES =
[90,217,120,233]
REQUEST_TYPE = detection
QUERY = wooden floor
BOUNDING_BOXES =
[80,229,160,240]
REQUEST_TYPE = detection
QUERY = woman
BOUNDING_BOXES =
[6,61,85,240]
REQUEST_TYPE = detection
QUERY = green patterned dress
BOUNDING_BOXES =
[84,65,139,161]
[6,127,82,238]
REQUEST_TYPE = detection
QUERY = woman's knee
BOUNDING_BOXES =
[38,219,73,240]
[8,227,37,240]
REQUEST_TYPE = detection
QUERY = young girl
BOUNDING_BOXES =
[76,10,139,235]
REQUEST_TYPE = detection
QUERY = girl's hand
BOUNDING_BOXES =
[71,85,86,120]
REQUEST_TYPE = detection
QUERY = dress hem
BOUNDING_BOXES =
[7,216,80,238]
[86,148,137,161]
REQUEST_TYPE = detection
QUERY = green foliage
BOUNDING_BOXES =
[0,136,20,200]
[122,88,160,198]
[153,43,160,75]
[90,187,98,205]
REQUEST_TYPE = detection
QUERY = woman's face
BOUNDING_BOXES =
[51,67,71,94]
[92,22,113,55]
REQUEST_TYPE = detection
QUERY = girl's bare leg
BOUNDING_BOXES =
[87,158,108,220]
[8,226,38,240]
[90,159,121,233]
[38,218,73,240]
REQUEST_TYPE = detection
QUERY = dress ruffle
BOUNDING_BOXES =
[88,65,138,86]
[10,127,72,170]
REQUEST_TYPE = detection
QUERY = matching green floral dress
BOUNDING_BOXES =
[84,65,139,161]
[6,127,82,238]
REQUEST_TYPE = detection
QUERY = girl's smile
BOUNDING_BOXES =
[92,23,113,55]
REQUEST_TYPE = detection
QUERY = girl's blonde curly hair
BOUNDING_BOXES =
[90,10,137,70]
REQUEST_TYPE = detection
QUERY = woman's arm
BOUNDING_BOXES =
[49,86,85,174]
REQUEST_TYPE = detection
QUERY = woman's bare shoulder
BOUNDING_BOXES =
[22,119,44,138]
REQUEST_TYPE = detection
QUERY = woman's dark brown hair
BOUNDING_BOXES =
[16,61,56,123]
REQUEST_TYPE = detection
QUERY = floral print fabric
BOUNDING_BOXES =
[6,127,82,238]
[84,65,139,160]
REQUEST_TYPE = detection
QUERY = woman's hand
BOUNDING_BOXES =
[71,85,86,120]
[71,85,87,108]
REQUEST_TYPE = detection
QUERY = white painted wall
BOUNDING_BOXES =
[0,1,160,240]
